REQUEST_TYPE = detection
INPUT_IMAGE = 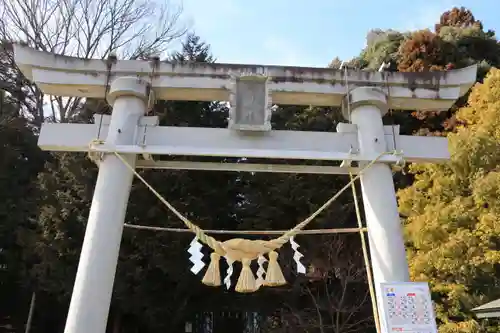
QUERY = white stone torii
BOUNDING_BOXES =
[14,44,476,333]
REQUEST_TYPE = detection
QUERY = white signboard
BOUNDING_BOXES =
[379,282,438,333]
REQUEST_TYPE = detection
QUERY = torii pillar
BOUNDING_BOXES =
[64,77,149,333]
[344,87,410,332]
[12,44,477,333]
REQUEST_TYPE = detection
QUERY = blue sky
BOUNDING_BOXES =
[176,0,499,67]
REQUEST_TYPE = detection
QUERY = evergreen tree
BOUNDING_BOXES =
[0,90,47,331]
[30,34,243,332]
[237,103,375,332]
[348,7,499,136]
[6,7,500,332]
[358,29,407,70]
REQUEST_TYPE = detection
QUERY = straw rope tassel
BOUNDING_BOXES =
[235,258,257,293]
[97,141,393,298]
[202,252,221,287]
[264,251,286,287]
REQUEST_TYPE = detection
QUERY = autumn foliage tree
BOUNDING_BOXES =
[2,4,500,333]
[435,7,484,33]
[398,68,500,333]
[350,7,499,136]
[397,29,454,72]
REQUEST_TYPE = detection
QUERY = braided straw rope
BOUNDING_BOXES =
[88,139,392,257]
[267,151,385,250]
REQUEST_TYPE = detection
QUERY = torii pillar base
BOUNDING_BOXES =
[64,77,149,333]
[345,87,410,332]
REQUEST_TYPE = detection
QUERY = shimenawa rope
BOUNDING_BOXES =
[88,138,395,293]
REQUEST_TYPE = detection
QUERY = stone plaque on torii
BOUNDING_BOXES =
[14,45,476,333]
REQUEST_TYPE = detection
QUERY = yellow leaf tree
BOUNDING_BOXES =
[398,68,500,333]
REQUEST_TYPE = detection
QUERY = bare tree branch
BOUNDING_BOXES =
[0,0,187,124]
[278,234,375,333]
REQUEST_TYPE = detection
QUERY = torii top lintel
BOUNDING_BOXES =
[14,45,477,111]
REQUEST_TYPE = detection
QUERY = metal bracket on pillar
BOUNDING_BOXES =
[339,146,360,168]
[336,122,405,155]
[137,116,159,161]
[228,70,272,131]
[91,114,159,162]
[392,149,407,173]
[337,123,360,168]
[376,123,407,172]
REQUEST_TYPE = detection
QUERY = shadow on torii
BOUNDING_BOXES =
[13,44,477,333]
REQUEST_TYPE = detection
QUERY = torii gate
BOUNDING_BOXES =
[14,45,476,333]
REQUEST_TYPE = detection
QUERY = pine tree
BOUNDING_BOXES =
[31,34,242,332]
